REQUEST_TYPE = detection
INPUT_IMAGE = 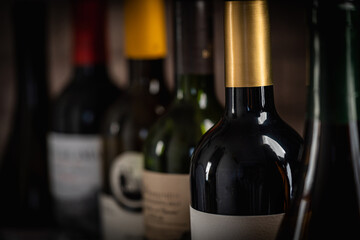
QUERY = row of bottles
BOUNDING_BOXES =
[47,0,222,239]
[190,0,360,239]
[1,0,359,239]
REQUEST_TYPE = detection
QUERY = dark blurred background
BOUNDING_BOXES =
[0,0,307,159]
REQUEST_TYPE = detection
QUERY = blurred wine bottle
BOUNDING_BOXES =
[189,1,304,239]
[47,0,121,238]
[276,0,360,239]
[100,0,172,239]
[142,0,223,239]
[0,0,53,230]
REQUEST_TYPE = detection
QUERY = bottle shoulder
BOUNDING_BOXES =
[50,79,121,133]
[143,101,222,173]
[102,89,171,132]
[165,100,222,126]
[145,100,222,146]
[191,115,304,167]
[53,77,120,108]
[190,115,302,215]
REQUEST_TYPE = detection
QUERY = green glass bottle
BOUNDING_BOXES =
[142,1,223,239]
[275,0,360,239]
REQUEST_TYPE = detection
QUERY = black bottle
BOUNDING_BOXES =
[190,1,304,239]
[47,0,121,238]
[0,0,53,230]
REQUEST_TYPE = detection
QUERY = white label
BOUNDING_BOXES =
[190,207,284,240]
[100,193,144,240]
[110,152,143,209]
[48,133,102,200]
[143,171,190,240]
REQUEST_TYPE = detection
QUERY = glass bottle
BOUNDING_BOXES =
[276,0,360,239]
[0,0,52,230]
[100,0,172,239]
[190,1,304,239]
[143,1,223,239]
[47,0,121,238]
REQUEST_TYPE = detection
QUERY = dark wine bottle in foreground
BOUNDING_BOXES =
[143,1,223,239]
[0,0,53,230]
[100,0,172,239]
[190,1,304,239]
[275,1,360,239]
[47,0,120,238]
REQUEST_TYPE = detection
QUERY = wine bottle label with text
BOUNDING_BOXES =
[48,133,102,201]
[190,207,284,240]
[100,193,143,240]
[143,171,190,240]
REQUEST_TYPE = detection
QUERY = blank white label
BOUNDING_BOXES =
[190,206,284,240]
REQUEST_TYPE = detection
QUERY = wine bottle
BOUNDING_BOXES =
[189,1,304,239]
[100,0,172,239]
[143,1,223,239]
[47,0,120,238]
[0,0,52,229]
[275,0,360,239]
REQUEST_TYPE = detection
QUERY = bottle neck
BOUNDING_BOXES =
[124,0,167,59]
[224,1,275,119]
[123,0,168,92]
[175,74,215,105]
[308,0,360,124]
[13,0,48,108]
[224,0,272,89]
[175,0,214,76]
[72,64,109,84]
[73,0,107,66]
[128,59,166,90]
[224,86,276,119]
[174,0,215,106]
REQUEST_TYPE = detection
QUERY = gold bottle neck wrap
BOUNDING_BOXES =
[225,0,273,87]
[124,0,167,59]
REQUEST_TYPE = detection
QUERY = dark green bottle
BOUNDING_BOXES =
[142,1,223,239]
[276,0,360,239]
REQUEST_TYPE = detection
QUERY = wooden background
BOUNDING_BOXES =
[0,0,307,156]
